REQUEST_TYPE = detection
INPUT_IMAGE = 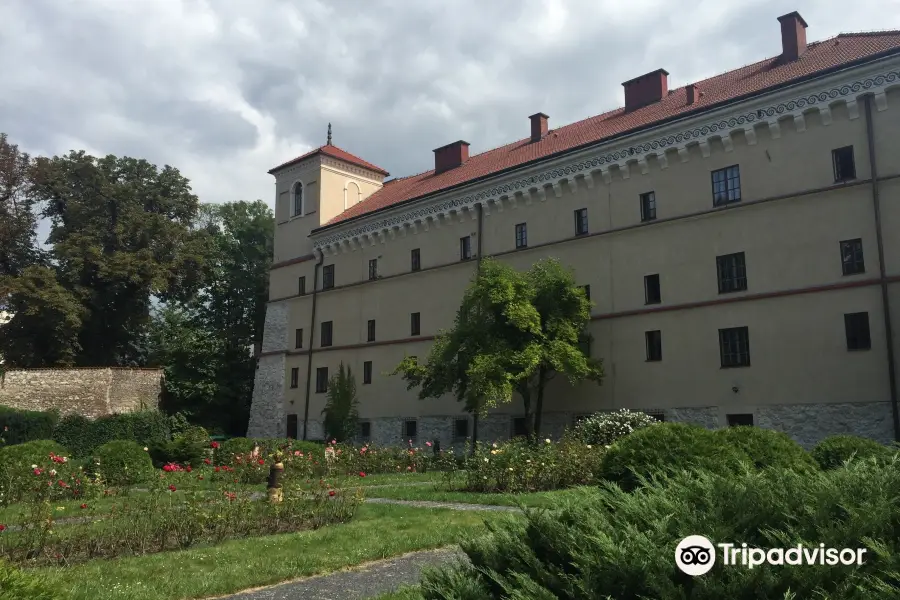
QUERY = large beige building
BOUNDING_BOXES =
[249,12,900,448]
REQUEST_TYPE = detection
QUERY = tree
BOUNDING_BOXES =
[0,133,40,277]
[392,258,603,439]
[322,362,359,442]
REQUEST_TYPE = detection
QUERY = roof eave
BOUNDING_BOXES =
[310,46,900,236]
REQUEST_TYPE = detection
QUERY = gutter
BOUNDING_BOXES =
[301,252,325,440]
[863,93,900,443]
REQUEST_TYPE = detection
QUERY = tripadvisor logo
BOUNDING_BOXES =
[675,535,867,576]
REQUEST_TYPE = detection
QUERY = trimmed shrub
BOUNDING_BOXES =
[52,411,170,458]
[811,434,895,470]
[0,407,58,446]
[0,560,63,600]
[217,437,256,464]
[715,426,818,473]
[421,460,900,599]
[92,440,154,487]
[0,440,74,505]
[599,422,749,491]
[149,426,209,468]
[571,408,660,446]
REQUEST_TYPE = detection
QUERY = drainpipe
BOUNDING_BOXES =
[302,251,325,440]
[471,202,484,454]
[863,94,900,443]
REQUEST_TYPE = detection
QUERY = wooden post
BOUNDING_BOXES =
[267,461,284,503]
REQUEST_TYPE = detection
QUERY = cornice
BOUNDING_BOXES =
[311,59,900,257]
[320,157,385,183]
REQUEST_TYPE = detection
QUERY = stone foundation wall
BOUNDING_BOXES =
[0,368,161,419]
[757,402,895,447]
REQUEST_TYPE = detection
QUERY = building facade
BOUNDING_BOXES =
[248,12,900,448]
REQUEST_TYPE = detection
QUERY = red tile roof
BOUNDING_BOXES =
[318,30,900,229]
[269,143,389,176]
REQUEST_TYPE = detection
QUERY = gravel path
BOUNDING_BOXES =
[210,547,466,600]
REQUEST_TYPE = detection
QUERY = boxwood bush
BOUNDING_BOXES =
[715,426,818,473]
[92,440,154,487]
[0,560,62,600]
[811,434,895,470]
[0,407,58,446]
[599,422,750,491]
[421,460,900,599]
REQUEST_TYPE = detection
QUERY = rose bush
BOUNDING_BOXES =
[91,440,155,487]
[571,409,660,446]
[0,440,98,506]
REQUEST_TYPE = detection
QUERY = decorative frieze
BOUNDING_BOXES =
[313,64,900,254]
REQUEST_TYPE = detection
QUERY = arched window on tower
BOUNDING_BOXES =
[292,182,303,217]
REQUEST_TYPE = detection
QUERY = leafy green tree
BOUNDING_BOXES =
[322,362,359,442]
[392,258,603,438]
[0,133,40,277]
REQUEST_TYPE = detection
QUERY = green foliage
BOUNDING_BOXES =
[322,362,359,443]
[811,434,895,470]
[571,409,659,446]
[599,422,749,491]
[52,411,170,458]
[92,440,154,487]
[0,559,63,600]
[217,437,256,463]
[150,425,209,467]
[0,440,70,504]
[0,407,58,445]
[421,460,900,599]
[392,258,603,438]
[716,426,818,472]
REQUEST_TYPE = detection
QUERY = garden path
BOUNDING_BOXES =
[211,547,465,600]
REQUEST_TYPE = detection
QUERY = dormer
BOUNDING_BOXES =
[269,125,389,263]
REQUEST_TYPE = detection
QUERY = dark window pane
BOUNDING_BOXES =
[290,367,299,388]
[367,319,376,342]
[727,413,754,427]
[295,328,303,349]
[322,265,335,289]
[315,367,328,393]
[832,146,857,182]
[411,312,421,336]
[515,223,528,249]
[298,276,306,295]
[645,330,662,361]
[512,417,527,438]
[286,414,298,439]
[363,361,373,384]
[574,208,589,235]
[640,192,657,221]
[411,248,421,271]
[454,418,469,439]
[404,420,417,439]
[844,312,871,350]
[359,421,371,439]
[840,239,865,275]
[368,259,378,280]
[712,165,741,206]
[644,274,661,304]
[716,252,747,293]
[321,321,333,347]
[460,236,472,260]
[719,326,751,367]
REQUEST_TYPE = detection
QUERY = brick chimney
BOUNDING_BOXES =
[686,84,699,106]
[622,69,669,112]
[778,11,808,62]
[529,113,549,142]
[433,141,470,174]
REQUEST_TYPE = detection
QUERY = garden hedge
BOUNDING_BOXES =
[714,426,818,473]
[599,422,750,491]
[92,440,155,487]
[0,406,58,446]
[811,434,895,470]
[52,411,170,458]
[421,460,900,599]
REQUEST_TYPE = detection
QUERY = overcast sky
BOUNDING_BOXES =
[3,0,900,239]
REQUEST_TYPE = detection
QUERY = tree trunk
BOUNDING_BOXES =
[534,366,547,439]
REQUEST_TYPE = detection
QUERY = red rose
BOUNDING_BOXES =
[211,441,220,449]
[203,458,211,465]
[359,472,366,478]
[186,465,192,472]
[257,459,265,465]
[168,485,177,492]
[198,475,204,480]
[214,467,220,472]
[80,504,87,509]
[0,524,5,532]
[328,490,335,497]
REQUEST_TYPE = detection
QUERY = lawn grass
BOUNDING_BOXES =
[362,484,594,508]
[34,503,498,600]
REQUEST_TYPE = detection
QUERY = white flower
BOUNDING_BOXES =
[49,469,57,476]
[544,438,551,444]
[31,464,37,469]
[143,447,148,452]
[526,459,531,463]
[484,458,489,462]
[586,445,592,449]
[508,467,514,471]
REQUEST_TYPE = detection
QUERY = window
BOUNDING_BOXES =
[832,146,856,182]
[363,361,373,384]
[321,321,333,347]
[359,421,371,440]
[727,414,754,427]
[581,284,591,301]
[368,259,378,280]
[295,328,303,349]
[711,165,741,206]
[410,312,421,336]
[512,417,528,438]
[515,223,528,249]
[454,418,469,439]
[840,239,865,275]
[716,252,747,294]
[640,191,657,221]
[645,330,662,361]
[292,182,303,216]
[322,264,335,289]
[298,276,306,296]
[578,333,592,357]
[404,420,418,440]
[286,414,298,439]
[644,274,661,304]
[845,312,871,351]
[411,248,421,272]
[290,367,299,388]
[460,236,472,261]
[367,319,376,342]
[719,326,750,368]
[574,208,589,236]
[315,367,328,393]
